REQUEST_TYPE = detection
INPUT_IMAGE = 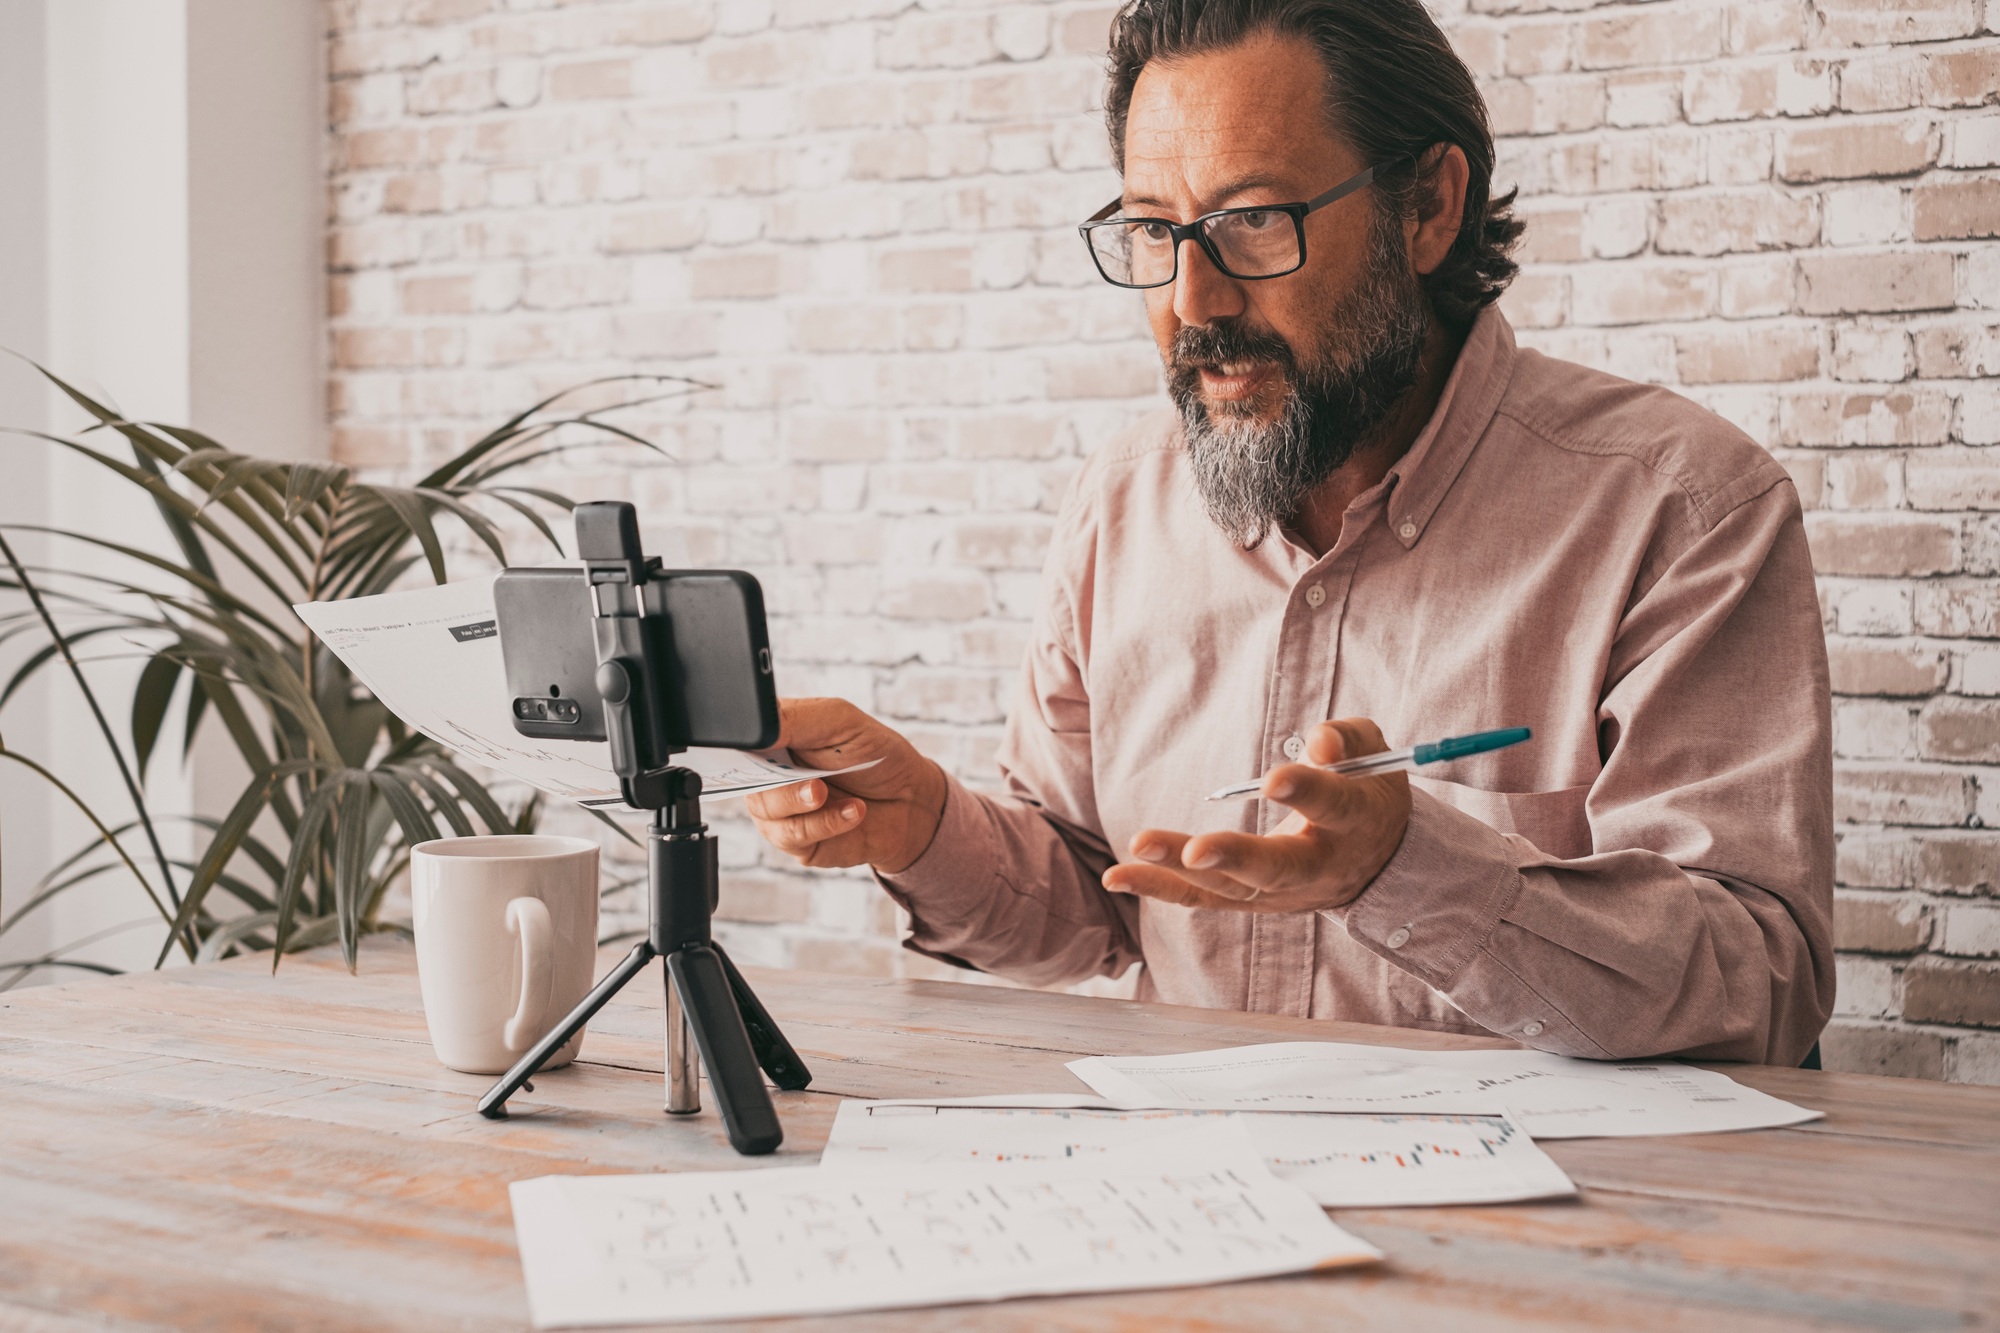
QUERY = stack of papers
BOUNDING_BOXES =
[511,1123,1380,1328]
[508,1041,1822,1326]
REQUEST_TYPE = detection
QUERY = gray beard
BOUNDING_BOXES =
[1174,216,1431,549]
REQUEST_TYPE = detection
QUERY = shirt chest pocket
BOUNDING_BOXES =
[1408,777,1593,861]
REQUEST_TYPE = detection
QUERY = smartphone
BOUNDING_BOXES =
[494,565,779,752]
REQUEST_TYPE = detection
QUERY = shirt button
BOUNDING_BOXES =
[1304,583,1326,608]
[1385,927,1411,950]
[1522,1020,1545,1037]
[1398,521,1417,540]
[1282,735,1306,761]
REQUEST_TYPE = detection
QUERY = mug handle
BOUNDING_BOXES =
[502,897,555,1054]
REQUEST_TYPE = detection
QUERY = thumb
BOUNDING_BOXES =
[775,697,866,753]
[1307,717,1390,766]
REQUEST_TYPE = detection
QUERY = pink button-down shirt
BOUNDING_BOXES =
[882,307,1834,1066]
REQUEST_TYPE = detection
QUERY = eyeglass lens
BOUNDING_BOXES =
[1090,209,1301,286]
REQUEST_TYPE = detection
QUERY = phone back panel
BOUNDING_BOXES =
[649,570,780,751]
[494,566,779,752]
[495,567,610,741]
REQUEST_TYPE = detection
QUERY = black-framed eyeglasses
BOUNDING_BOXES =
[1077,163,1382,289]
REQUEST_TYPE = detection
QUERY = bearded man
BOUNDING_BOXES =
[749,0,1835,1065]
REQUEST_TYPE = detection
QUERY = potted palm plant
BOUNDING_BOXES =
[0,363,695,982]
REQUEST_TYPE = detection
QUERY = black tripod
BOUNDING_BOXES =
[476,501,810,1155]
[475,767,810,1154]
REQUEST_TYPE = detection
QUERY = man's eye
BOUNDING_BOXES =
[1237,210,1277,230]
[1136,222,1173,243]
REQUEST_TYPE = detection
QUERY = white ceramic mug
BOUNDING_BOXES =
[411,834,600,1075]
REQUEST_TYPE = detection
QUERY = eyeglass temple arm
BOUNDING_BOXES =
[1302,165,1375,215]
[1087,153,1408,227]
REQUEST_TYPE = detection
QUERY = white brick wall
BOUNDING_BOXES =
[325,0,2000,1080]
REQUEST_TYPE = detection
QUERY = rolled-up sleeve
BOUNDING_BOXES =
[1337,478,1835,1065]
[877,486,1141,988]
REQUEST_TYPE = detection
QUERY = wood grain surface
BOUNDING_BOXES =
[2,938,1995,1331]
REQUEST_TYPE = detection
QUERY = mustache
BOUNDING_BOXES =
[1169,322,1297,375]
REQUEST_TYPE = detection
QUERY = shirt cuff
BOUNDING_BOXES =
[1334,788,1524,987]
[874,772,1004,930]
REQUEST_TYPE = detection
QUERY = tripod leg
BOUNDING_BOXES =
[478,941,654,1119]
[668,945,782,1155]
[665,961,698,1114]
[713,944,812,1092]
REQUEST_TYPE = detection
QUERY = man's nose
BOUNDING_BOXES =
[1171,237,1245,328]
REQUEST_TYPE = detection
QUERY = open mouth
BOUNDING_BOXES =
[1195,361,1280,400]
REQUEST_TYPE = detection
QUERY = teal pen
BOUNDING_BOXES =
[1204,726,1532,802]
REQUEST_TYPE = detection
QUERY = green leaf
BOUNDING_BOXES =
[131,652,182,779]
[156,761,304,968]
[284,461,349,523]
[2,426,295,605]
[478,490,564,554]
[195,910,276,964]
[393,764,475,837]
[331,779,374,972]
[191,453,282,517]
[0,861,127,942]
[273,778,341,964]
[582,803,642,848]
[414,488,507,567]
[21,357,124,426]
[180,670,209,761]
[126,437,223,586]
[0,523,293,638]
[369,769,442,850]
[362,485,447,585]
[146,423,319,562]
[0,746,169,931]
[414,373,643,488]
[428,757,513,836]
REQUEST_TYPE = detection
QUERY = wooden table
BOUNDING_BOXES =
[3,939,1996,1331]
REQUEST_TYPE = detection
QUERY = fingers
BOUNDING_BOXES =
[1305,717,1389,766]
[745,778,825,822]
[1261,763,1368,829]
[1177,829,1326,890]
[1120,830,1261,899]
[1103,863,1229,907]
[751,797,866,859]
[1105,864,1285,913]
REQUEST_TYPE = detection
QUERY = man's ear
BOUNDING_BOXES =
[1409,144,1470,278]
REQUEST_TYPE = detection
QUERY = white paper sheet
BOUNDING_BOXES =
[509,1122,1381,1328]
[294,576,873,806]
[1066,1042,1821,1139]
[821,1097,1577,1208]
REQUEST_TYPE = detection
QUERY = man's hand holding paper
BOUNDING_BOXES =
[744,697,949,874]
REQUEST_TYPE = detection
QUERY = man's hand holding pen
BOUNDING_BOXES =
[1102,718,1413,915]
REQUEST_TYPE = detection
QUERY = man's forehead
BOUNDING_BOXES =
[1121,34,1353,206]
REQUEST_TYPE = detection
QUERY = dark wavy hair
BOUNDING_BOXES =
[1104,0,1522,330]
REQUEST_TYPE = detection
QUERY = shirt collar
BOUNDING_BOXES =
[1382,304,1518,549]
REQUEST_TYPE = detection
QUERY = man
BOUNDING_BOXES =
[749,0,1834,1065]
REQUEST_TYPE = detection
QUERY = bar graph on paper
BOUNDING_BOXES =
[820,1103,1577,1207]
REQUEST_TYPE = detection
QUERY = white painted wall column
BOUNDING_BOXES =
[0,0,324,978]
